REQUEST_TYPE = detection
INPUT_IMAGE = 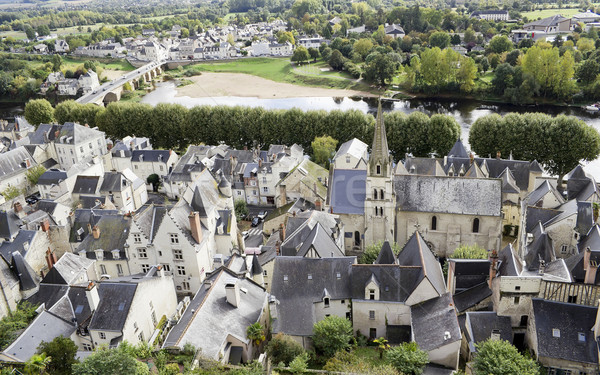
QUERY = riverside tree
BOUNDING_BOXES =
[24,98,54,126]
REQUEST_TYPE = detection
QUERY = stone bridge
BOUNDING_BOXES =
[76,61,166,106]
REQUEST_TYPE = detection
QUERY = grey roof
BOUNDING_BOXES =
[45,253,94,285]
[464,311,512,352]
[453,282,492,312]
[449,259,489,292]
[577,201,594,236]
[411,293,461,351]
[54,122,104,145]
[532,298,598,365]
[447,140,469,158]
[133,204,167,243]
[333,138,368,163]
[404,158,445,176]
[89,282,138,331]
[497,244,522,276]
[164,145,210,182]
[579,224,600,252]
[0,230,36,264]
[375,241,396,264]
[394,175,502,217]
[526,180,562,207]
[131,149,171,163]
[35,200,58,216]
[330,169,366,215]
[78,215,131,260]
[525,232,555,271]
[271,257,355,336]
[28,124,61,145]
[350,264,422,302]
[524,14,569,28]
[295,223,345,258]
[2,311,76,362]
[397,231,445,295]
[499,168,519,194]
[0,210,21,239]
[445,157,540,191]
[72,175,100,195]
[525,206,561,233]
[37,169,67,185]
[0,147,34,180]
[99,172,128,192]
[163,267,266,359]
[384,23,405,34]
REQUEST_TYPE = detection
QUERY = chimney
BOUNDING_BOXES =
[315,199,322,212]
[584,247,591,271]
[13,201,22,213]
[87,223,92,234]
[276,240,281,255]
[107,143,113,151]
[279,223,285,242]
[469,153,474,165]
[92,225,100,239]
[496,151,501,159]
[488,250,498,288]
[189,211,203,244]
[45,248,57,269]
[585,248,598,284]
[258,159,262,168]
[40,218,50,232]
[225,279,240,308]
[86,282,100,311]
[54,130,60,139]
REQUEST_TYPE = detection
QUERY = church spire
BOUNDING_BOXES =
[369,99,390,176]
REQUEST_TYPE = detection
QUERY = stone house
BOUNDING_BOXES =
[129,150,178,189]
[0,147,38,195]
[524,15,572,33]
[275,159,328,207]
[98,169,148,213]
[53,122,108,170]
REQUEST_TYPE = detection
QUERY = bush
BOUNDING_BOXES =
[288,352,309,374]
[266,333,304,366]
[387,342,429,375]
[312,316,353,358]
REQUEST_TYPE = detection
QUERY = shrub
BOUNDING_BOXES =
[387,342,429,375]
[266,333,304,366]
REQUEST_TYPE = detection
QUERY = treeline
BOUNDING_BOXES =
[469,112,600,180]
[28,99,462,158]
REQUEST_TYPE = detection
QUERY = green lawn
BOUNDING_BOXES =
[294,61,356,80]
[522,8,583,20]
[0,22,136,40]
[353,347,391,367]
[62,56,135,71]
[185,57,374,92]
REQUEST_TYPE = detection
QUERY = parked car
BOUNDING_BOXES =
[257,211,268,221]
[251,217,260,227]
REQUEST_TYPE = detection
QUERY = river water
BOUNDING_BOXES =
[141,81,600,177]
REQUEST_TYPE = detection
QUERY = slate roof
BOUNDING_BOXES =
[464,311,512,352]
[579,224,600,252]
[78,215,131,260]
[527,180,563,207]
[0,210,21,240]
[394,175,501,216]
[404,158,445,176]
[453,282,492,312]
[525,206,561,233]
[447,140,469,158]
[397,231,445,295]
[164,145,211,182]
[449,259,489,292]
[28,124,60,145]
[497,244,522,276]
[330,169,366,215]
[524,14,570,28]
[525,231,555,271]
[576,201,594,236]
[295,223,345,258]
[0,230,36,264]
[43,253,94,285]
[375,241,396,264]
[0,147,34,180]
[133,204,167,243]
[131,150,171,163]
[163,267,266,359]
[351,264,422,302]
[532,298,598,365]
[445,157,541,191]
[89,282,138,331]
[37,169,67,185]
[499,168,519,194]
[55,122,104,145]
[72,175,100,195]
[26,284,69,310]
[384,23,405,34]
[411,293,461,351]
[271,257,355,336]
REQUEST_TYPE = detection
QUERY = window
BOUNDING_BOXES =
[369,289,375,300]
[117,264,123,275]
[182,281,190,290]
[82,343,93,351]
[308,274,313,280]
[88,142,92,149]
[324,297,330,307]
[79,147,83,153]
[134,165,138,170]
[138,332,144,342]
[520,315,528,327]
[262,177,267,184]
[263,270,268,276]
[346,156,350,163]
[354,231,361,247]
[262,187,268,193]
[170,234,179,244]
[561,245,568,254]
[515,286,521,291]
[253,190,257,195]
[177,266,186,276]
[568,295,578,303]
[369,328,377,339]
[99,332,106,339]
[380,190,384,199]
[376,165,381,175]
[70,149,73,155]
[158,251,162,257]
[138,248,147,259]
[160,165,163,171]
[173,249,183,260]
[141,264,151,273]
[162,264,171,272]
[336,272,341,279]
[369,310,375,320]
[472,218,480,233]
[373,189,378,200]
[151,312,157,326]
[514,296,520,304]
[552,328,560,338]
[100,265,107,275]
[578,332,586,342]
[237,191,242,196]
[284,274,288,281]
[133,233,141,243]
[431,216,437,231]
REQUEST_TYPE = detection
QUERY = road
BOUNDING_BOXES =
[76,60,165,104]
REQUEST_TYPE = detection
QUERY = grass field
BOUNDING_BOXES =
[0,22,137,40]
[185,57,374,92]
[522,7,586,19]
[62,56,135,71]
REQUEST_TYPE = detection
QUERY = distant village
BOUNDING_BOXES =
[0,102,598,374]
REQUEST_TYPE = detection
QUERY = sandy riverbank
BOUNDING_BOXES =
[175,72,374,99]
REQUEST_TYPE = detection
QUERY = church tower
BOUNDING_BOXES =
[364,101,395,245]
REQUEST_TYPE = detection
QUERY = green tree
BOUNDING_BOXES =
[1,186,21,201]
[353,38,374,60]
[308,47,319,62]
[312,315,353,358]
[328,49,346,70]
[576,59,600,85]
[36,25,50,37]
[266,333,305,366]
[24,24,36,40]
[429,31,450,48]
[288,352,309,374]
[428,114,461,156]
[473,339,539,375]
[24,353,51,375]
[234,199,249,221]
[464,28,476,44]
[26,165,46,186]
[387,342,429,375]
[146,174,160,192]
[24,99,54,126]
[373,337,390,359]
[51,55,62,72]
[312,135,338,169]
[291,46,310,64]
[246,322,265,348]
[72,346,145,375]
[359,241,402,264]
[450,34,461,45]
[37,336,78,375]
[363,53,396,85]
[488,35,513,53]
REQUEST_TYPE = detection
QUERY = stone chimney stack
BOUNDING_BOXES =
[585,248,598,284]
[279,223,286,242]
[315,199,322,212]
[92,225,100,239]
[225,279,240,308]
[488,250,498,288]
[496,151,501,159]
[189,211,203,244]
[86,282,100,311]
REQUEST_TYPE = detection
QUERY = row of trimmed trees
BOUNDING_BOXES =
[25,99,462,158]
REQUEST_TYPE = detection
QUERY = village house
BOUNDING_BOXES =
[98,169,148,213]
[276,159,328,207]
[469,10,509,21]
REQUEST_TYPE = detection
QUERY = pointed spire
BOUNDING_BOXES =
[369,99,391,176]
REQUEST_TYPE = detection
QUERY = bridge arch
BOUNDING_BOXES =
[102,92,119,106]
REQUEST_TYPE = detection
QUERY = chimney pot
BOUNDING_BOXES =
[92,225,100,239]
[225,279,241,307]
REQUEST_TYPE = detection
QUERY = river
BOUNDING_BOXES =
[141,81,600,177]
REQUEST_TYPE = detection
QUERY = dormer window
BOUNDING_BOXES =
[324,297,330,307]
[369,289,375,300]
[579,332,585,341]
[112,249,120,260]
[95,249,104,260]
[552,328,560,338]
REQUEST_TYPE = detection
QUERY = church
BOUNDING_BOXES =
[327,102,503,257]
